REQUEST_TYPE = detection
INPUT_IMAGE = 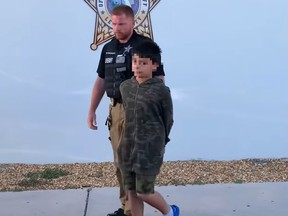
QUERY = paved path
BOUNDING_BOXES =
[0,182,287,216]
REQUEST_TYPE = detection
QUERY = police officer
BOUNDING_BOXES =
[87,5,165,216]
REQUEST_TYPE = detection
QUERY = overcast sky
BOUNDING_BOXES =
[0,0,287,164]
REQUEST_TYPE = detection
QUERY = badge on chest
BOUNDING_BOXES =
[116,55,126,64]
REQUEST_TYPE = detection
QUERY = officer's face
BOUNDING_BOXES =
[132,54,158,83]
[112,14,134,43]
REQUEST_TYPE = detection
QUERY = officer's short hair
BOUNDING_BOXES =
[132,40,162,65]
[112,5,134,18]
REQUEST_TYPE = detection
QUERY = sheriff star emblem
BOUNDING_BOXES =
[84,0,161,50]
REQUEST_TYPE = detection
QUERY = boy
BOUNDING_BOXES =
[118,40,180,216]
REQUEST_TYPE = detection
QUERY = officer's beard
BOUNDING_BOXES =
[115,31,132,43]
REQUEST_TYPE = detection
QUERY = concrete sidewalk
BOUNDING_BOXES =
[0,182,287,216]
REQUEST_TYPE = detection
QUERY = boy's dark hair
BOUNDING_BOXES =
[132,40,162,64]
[112,5,134,18]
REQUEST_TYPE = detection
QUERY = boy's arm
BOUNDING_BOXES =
[161,87,174,144]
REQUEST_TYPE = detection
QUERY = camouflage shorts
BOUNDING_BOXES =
[123,171,157,194]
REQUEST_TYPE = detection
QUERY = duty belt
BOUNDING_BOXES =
[110,98,122,106]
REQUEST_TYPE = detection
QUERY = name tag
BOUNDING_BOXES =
[105,57,113,64]
[116,55,125,63]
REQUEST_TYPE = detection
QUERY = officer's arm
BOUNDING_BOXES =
[87,76,105,130]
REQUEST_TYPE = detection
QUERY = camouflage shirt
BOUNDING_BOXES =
[118,77,173,175]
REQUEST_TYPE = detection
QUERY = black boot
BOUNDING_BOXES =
[107,208,128,216]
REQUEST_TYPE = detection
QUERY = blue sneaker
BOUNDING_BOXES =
[170,205,180,216]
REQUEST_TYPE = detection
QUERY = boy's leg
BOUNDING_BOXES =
[108,103,130,216]
[139,191,170,215]
[128,190,144,216]
[136,174,180,216]
[123,171,144,216]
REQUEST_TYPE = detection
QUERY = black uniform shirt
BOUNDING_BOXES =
[97,31,165,79]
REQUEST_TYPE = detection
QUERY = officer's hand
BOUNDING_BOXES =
[87,112,98,130]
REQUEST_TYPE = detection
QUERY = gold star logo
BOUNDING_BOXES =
[84,0,161,50]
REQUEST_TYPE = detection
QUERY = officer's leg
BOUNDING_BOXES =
[108,103,130,216]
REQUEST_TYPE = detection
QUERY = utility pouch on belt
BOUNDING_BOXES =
[105,115,111,130]
[110,98,122,107]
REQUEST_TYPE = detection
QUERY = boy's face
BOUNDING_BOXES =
[132,54,159,82]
